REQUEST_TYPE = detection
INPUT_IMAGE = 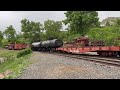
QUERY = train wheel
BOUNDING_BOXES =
[101,52,108,57]
[113,52,118,57]
[101,52,105,56]
[117,52,120,57]
[97,52,102,56]
[105,52,109,57]
[108,52,112,57]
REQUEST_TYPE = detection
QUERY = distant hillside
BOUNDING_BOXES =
[101,17,120,26]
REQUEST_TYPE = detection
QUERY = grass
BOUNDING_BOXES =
[0,49,32,79]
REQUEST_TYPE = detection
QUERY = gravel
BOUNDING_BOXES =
[17,52,120,79]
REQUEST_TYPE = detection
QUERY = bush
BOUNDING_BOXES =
[1,39,8,48]
[17,48,32,58]
[64,33,81,43]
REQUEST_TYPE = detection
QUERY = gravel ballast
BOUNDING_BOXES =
[17,52,120,79]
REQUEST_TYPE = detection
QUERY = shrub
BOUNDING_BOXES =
[1,39,8,48]
[17,48,32,58]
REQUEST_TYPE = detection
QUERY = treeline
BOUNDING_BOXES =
[0,19,67,47]
[0,11,120,47]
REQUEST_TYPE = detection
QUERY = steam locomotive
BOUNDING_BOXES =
[31,39,63,51]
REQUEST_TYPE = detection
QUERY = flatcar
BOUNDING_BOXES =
[56,37,120,57]
[7,43,30,50]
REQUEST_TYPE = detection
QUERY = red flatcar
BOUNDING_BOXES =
[7,43,30,50]
[56,36,120,57]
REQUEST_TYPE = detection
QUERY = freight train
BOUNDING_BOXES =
[6,37,120,57]
[31,37,120,57]
[5,39,63,51]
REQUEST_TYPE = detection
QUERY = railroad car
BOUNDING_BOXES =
[31,39,63,51]
[7,43,30,50]
[31,42,41,51]
[55,36,120,57]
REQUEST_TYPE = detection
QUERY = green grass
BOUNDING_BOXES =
[0,49,32,79]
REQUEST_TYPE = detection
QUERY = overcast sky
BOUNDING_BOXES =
[0,11,120,32]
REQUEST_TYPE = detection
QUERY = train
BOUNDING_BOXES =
[5,37,120,57]
[5,39,63,51]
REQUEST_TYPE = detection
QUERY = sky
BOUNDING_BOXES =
[0,11,120,32]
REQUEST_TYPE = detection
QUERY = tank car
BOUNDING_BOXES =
[31,39,63,51]
[41,39,63,48]
[31,42,41,51]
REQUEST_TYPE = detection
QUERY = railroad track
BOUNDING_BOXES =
[34,51,120,67]
[51,52,120,67]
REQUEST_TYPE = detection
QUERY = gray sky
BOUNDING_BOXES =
[0,11,120,32]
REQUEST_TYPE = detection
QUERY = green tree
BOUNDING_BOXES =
[15,32,26,43]
[63,11,100,35]
[44,20,62,40]
[0,31,3,47]
[114,19,120,26]
[0,31,3,42]
[87,26,120,46]
[4,25,16,43]
[21,19,43,43]
[106,21,111,26]
[31,21,43,42]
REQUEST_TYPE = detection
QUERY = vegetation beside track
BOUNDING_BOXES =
[0,48,32,79]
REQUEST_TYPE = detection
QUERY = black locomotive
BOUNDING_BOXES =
[31,39,63,51]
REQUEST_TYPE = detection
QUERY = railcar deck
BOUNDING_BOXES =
[56,46,120,56]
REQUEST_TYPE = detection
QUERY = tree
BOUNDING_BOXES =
[4,25,16,42]
[15,32,26,43]
[21,19,43,43]
[105,21,111,26]
[87,26,120,46]
[44,20,62,40]
[0,31,3,42]
[0,31,3,47]
[63,11,100,35]
[114,18,120,26]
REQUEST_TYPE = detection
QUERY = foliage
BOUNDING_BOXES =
[44,20,62,40]
[63,11,100,35]
[114,18,120,26]
[40,32,47,41]
[58,31,68,40]
[21,19,43,43]
[105,21,111,26]
[15,32,26,44]
[1,39,8,48]
[0,31,3,47]
[0,31,3,42]
[4,25,16,43]
[0,50,31,79]
[17,48,32,58]
[87,26,120,46]
[64,32,81,43]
